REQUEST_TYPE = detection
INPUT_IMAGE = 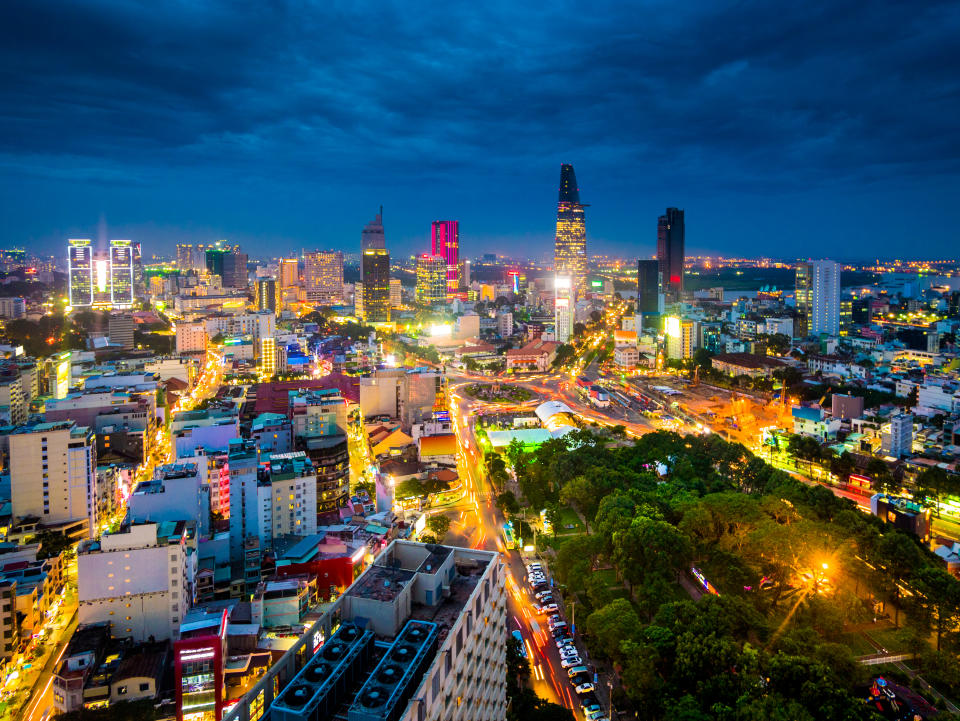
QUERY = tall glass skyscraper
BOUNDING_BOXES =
[636,259,662,318]
[554,164,587,299]
[431,220,460,300]
[109,239,135,308]
[416,254,447,306]
[657,207,685,303]
[68,239,93,307]
[361,210,390,322]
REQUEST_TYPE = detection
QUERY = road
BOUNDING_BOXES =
[13,348,225,721]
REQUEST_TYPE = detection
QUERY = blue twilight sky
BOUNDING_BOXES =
[1,1,959,261]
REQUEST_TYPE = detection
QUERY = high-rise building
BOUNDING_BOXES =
[108,313,135,349]
[132,240,143,297]
[431,220,460,299]
[68,239,93,307]
[9,421,97,536]
[109,239,135,308]
[416,254,447,306]
[255,278,279,313]
[882,413,913,458]
[666,316,697,359]
[221,250,248,289]
[228,439,261,564]
[637,258,662,321]
[554,275,573,343]
[361,247,390,323]
[390,278,402,308]
[260,337,277,378]
[176,243,194,270]
[303,251,343,305]
[796,260,841,336]
[361,207,386,249]
[657,208,685,304]
[554,164,587,299]
[279,258,299,288]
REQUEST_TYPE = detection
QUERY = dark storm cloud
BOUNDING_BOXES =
[1,0,958,255]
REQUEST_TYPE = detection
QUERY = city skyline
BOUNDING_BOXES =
[2,3,960,259]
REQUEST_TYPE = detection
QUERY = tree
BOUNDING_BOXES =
[692,347,713,371]
[504,438,527,475]
[585,598,640,660]
[34,530,74,560]
[916,566,960,651]
[426,514,451,539]
[560,475,600,531]
[496,491,521,516]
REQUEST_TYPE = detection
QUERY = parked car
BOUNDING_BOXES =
[560,657,583,668]
[575,683,596,694]
[559,647,579,659]
[567,666,589,678]
[541,603,559,613]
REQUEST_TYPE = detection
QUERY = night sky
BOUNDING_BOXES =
[1,1,959,260]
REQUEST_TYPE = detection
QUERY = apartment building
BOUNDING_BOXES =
[77,520,196,642]
[9,421,97,536]
[176,322,208,353]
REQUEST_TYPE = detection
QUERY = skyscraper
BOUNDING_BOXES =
[415,254,446,306]
[554,164,587,299]
[361,210,390,322]
[657,208,685,304]
[554,275,573,343]
[221,250,248,289]
[795,260,840,337]
[279,258,299,288]
[431,220,460,300]
[361,207,385,249]
[255,278,278,313]
[109,239,134,308]
[303,251,343,305]
[361,249,391,322]
[636,259,662,318]
[68,239,93,307]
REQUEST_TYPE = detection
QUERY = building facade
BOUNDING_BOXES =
[303,251,343,305]
[415,254,446,306]
[657,207,685,304]
[554,275,573,343]
[431,220,460,300]
[361,248,391,323]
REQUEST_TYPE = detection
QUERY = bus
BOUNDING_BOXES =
[502,522,516,550]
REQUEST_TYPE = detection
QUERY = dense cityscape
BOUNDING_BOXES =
[3,3,960,721]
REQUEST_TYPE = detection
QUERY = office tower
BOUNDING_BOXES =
[636,258,662,322]
[416,254,447,306]
[9,421,97,536]
[221,249,248,288]
[796,260,840,336]
[255,278,279,313]
[554,275,573,343]
[431,220,460,300]
[68,239,94,307]
[303,250,343,305]
[882,413,913,458]
[109,239,135,308]
[554,164,587,299]
[205,243,226,277]
[389,278,402,308]
[279,257,299,288]
[361,207,386,249]
[463,258,471,287]
[361,238,390,323]
[108,313,135,349]
[132,240,143,295]
[657,207,685,303]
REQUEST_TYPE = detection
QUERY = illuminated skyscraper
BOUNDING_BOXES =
[109,239,135,308]
[361,249,390,322]
[795,262,812,338]
[255,278,279,313]
[360,210,390,322]
[657,208,685,303]
[303,251,343,304]
[554,164,587,300]
[795,259,841,336]
[554,275,573,343]
[431,220,460,300]
[176,243,194,270]
[68,239,93,307]
[415,254,446,306]
[279,258,299,288]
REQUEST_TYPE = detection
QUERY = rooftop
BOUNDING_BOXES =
[346,565,416,602]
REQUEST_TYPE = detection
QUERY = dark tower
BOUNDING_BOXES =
[657,208,685,303]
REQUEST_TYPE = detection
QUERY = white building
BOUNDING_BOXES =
[176,322,207,353]
[881,413,913,458]
[496,311,513,338]
[810,260,841,336]
[764,317,794,337]
[554,275,573,343]
[9,421,97,536]
[0,297,26,319]
[77,520,195,642]
[666,317,697,359]
[614,345,640,370]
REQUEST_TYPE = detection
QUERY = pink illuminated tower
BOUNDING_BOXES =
[431,220,460,301]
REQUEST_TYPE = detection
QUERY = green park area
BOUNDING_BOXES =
[464,382,534,404]
[490,428,960,720]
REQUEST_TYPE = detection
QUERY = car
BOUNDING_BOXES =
[511,630,526,658]
[570,672,591,685]
[566,666,588,678]
[581,702,601,714]
[575,683,596,694]
[528,575,546,585]
[547,614,562,625]
[560,657,582,668]
[534,590,553,600]
[586,710,606,720]
[559,647,579,659]
[526,563,543,573]
[551,624,568,636]
[559,643,577,654]
[541,603,559,613]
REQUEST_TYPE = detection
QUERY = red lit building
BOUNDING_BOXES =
[175,608,228,721]
[431,220,460,300]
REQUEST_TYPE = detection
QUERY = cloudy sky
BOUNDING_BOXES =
[1,0,959,260]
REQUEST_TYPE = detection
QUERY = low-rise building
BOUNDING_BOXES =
[711,352,787,379]
[504,338,560,372]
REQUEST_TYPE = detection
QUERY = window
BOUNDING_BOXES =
[139,683,150,692]
[117,686,126,695]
